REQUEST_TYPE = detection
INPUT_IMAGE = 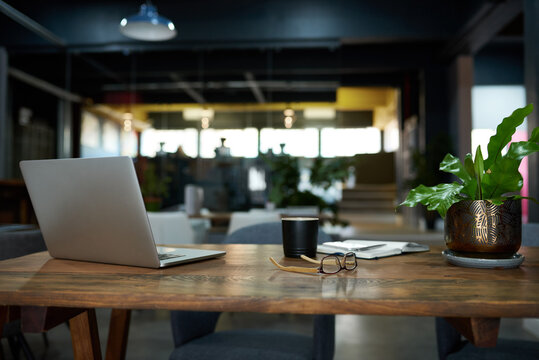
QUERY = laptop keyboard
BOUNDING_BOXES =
[158,253,185,261]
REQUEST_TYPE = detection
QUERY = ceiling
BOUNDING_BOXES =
[0,0,524,106]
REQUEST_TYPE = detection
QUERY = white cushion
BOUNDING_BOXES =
[147,212,195,245]
[227,212,281,235]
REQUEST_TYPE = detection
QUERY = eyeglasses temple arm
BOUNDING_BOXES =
[300,255,321,265]
[269,257,319,274]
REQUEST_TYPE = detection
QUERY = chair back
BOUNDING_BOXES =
[0,229,46,260]
[225,221,332,244]
[147,212,195,245]
[227,211,281,235]
[224,221,335,360]
[284,206,319,217]
[523,223,539,246]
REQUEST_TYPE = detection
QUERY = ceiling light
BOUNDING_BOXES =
[123,119,132,132]
[183,108,214,120]
[303,108,336,119]
[119,2,177,41]
[283,108,295,117]
[284,116,294,129]
[122,112,133,132]
[283,107,296,128]
[201,117,210,129]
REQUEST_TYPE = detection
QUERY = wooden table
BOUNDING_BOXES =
[1,244,538,359]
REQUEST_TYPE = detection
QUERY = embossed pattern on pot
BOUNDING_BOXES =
[445,200,522,256]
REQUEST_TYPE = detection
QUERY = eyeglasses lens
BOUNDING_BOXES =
[344,253,357,270]
[321,256,341,274]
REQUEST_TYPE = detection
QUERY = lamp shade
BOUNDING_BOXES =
[119,3,176,41]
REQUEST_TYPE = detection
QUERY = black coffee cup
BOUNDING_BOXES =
[281,217,319,258]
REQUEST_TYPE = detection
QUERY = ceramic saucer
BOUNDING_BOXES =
[442,249,524,269]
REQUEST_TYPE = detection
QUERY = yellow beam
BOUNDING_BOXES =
[336,87,394,110]
[94,87,399,127]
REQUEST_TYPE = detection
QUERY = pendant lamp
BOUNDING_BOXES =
[119,2,176,41]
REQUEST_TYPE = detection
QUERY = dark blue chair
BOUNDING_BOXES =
[0,229,47,360]
[224,221,332,245]
[435,222,539,360]
[169,222,335,360]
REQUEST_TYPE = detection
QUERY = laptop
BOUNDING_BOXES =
[19,156,225,268]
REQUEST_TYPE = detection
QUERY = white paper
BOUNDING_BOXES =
[317,240,429,259]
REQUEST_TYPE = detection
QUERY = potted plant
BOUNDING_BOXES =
[399,104,539,257]
[140,162,170,212]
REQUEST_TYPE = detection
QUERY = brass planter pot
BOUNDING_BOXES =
[444,200,521,257]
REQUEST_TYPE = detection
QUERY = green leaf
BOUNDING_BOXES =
[439,153,472,183]
[482,156,523,200]
[531,126,539,143]
[482,140,539,199]
[399,182,463,218]
[513,195,539,205]
[474,146,484,200]
[488,197,508,206]
[505,141,539,161]
[464,153,475,178]
[484,104,533,171]
[461,153,477,199]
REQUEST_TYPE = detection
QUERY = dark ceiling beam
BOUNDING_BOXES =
[102,80,339,92]
[60,40,341,54]
[0,0,65,47]
[76,54,124,83]
[8,67,82,102]
[244,72,266,103]
[442,0,523,58]
[169,73,206,103]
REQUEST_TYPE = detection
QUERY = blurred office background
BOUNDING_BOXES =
[1,0,538,229]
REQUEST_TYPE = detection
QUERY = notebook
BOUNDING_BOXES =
[19,156,225,268]
[317,240,429,259]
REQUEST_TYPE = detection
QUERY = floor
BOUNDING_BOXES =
[4,310,538,360]
[3,212,538,359]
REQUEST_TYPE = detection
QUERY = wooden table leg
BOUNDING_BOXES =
[105,309,131,360]
[69,309,102,360]
[444,317,500,347]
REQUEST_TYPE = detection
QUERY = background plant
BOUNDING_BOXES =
[262,154,353,225]
[310,157,355,190]
[263,154,301,207]
[399,104,539,218]
[140,162,171,199]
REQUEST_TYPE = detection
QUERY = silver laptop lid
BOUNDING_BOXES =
[20,156,161,268]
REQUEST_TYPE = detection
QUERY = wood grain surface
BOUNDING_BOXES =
[69,309,102,360]
[0,244,538,318]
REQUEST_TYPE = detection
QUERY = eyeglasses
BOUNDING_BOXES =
[269,252,357,275]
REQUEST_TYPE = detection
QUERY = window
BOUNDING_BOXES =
[121,130,138,157]
[81,112,100,148]
[260,128,319,157]
[248,167,266,191]
[320,127,381,157]
[81,111,122,158]
[472,85,526,155]
[102,122,120,154]
[140,129,198,157]
[199,128,258,158]
[383,119,399,153]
